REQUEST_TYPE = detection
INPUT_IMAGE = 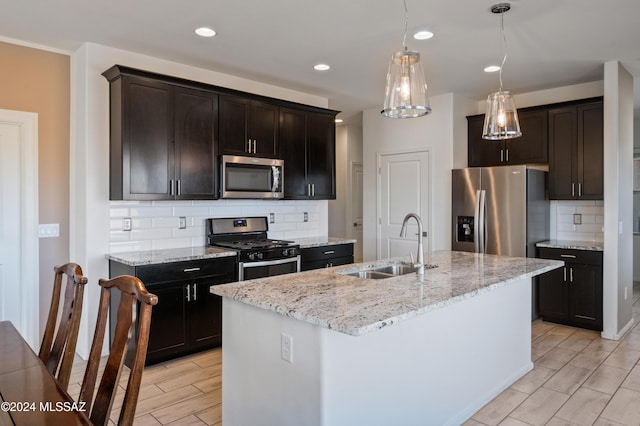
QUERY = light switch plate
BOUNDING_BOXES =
[38,223,60,238]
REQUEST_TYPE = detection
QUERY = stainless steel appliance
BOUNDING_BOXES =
[452,165,549,257]
[220,155,283,199]
[452,166,549,318]
[207,217,300,281]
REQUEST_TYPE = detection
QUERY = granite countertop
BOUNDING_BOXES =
[106,246,237,266]
[210,250,562,336]
[293,236,357,248]
[536,240,604,251]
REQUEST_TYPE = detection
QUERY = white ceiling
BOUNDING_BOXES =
[2,0,640,123]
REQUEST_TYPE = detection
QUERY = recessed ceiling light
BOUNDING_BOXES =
[484,65,501,73]
[335,118,343,123]
[413,30,434,40]
[195,27,216,37]
[314,64,330,71]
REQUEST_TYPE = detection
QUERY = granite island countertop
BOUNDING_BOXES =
[210,250,562,336]
[536,240,604,251]
[106,246,237,266]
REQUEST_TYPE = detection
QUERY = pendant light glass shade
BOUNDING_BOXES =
[381,49,431,118]
[482,3,521,140]
[482,90,521,139]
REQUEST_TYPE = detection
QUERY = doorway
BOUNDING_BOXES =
[0,109,39,349]
[348,161,363,262]
[377,150,430,259]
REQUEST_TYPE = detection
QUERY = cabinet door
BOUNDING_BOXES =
[569,264,603,330]
[219,95,250,156]
[280,107,308,199]
[548,107,578,199]
[123,77,174,200]
[174,88,218,199]
[538,267,570,321]
[467,115,503,167]
[146,283,187,362]
[307,112,336,199]
[188,281,222,350]
[506,109,548,164]
[251,101,278,158]
[577,102,603,200]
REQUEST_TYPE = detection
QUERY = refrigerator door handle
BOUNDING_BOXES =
[474,190,481,253]
[478,189,487,254]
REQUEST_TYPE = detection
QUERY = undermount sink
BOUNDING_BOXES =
[337,262,435,280]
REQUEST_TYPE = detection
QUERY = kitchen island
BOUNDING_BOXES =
[211,251,562,426]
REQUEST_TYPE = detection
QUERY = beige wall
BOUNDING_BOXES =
[0,41,70,337]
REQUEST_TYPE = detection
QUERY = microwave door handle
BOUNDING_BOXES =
[271,165,280,192]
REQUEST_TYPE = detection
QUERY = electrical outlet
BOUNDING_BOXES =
[269,213,275,224]
[281,333,293,363]
[573,214,582,225]
[304,212,308,222]
[179,216,187,229]
[123,217,132,231]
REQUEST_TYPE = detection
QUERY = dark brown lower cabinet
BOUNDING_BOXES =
[537,248,602,331]
[109,256,237,366]
[301,243,354,271]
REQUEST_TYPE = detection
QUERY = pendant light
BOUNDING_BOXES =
[381,0,431,118]
[482,3,521,139]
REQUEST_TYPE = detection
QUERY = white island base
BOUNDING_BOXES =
[220,276,533,426]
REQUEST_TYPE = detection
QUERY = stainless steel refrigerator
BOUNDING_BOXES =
[451,165,549,257]
[451,165,549,317]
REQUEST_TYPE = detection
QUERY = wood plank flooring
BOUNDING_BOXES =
[69,282,640,425]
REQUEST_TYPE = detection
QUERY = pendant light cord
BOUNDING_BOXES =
[498,10,507,91]
[402,0,408,50]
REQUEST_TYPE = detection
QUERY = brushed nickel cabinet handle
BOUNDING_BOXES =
[186,284,191,302]
[183,267,201,272]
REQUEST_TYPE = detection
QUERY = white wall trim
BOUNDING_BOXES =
[0,109,39,349]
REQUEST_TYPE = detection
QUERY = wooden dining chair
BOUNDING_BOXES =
[39,262,88,390]
[78,275,158,426]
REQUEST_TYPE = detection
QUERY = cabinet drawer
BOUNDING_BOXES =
[135,257,237,284]
[300,244,353,263]
[537,248,602,266]
[301,255,354,271]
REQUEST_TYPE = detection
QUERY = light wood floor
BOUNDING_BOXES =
[70,283,640,425]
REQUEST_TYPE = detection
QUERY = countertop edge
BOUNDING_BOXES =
[106,248,237,266]
[536,240,604,252]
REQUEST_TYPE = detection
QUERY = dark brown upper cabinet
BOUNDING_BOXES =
[103,66,218,201]
[219,95,278,158]
[279,108,337,199]
[548,99,603,200]
[467,108,548,167]
[104,65,339,201]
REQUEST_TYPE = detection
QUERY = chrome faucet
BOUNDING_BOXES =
[400,213,425,275]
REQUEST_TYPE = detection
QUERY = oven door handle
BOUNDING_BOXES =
[240,256,300,269]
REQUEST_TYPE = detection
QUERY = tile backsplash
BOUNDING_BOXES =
[550,200,604,242]
[109,199,328,253]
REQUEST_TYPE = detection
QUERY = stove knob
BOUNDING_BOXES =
[282,249,289,257]
[248,253,256,261]
[257,252,264,260]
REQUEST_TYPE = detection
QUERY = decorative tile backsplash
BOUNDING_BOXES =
[109,199,328,253]
[551,200,604,242]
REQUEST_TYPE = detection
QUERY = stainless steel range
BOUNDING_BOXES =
[206,217,300,281]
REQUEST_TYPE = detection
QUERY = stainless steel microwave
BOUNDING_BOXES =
[221,155,284,199]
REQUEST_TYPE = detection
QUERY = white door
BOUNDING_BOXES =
[348,162,363,262]
[378,151,429,259]
[0,110,38,348]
